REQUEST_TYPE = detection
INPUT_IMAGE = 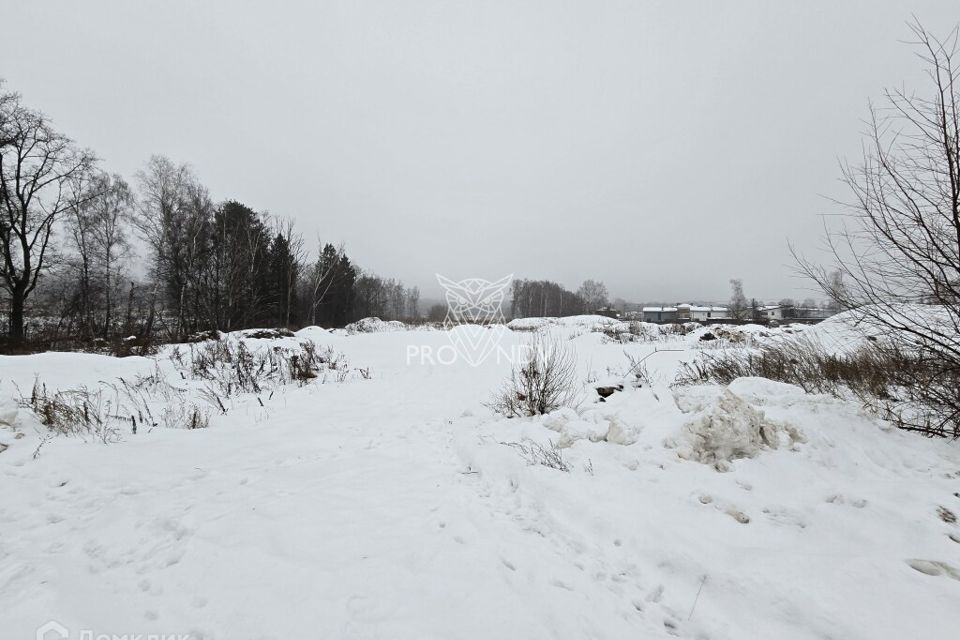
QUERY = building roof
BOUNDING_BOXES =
[688,306,728,312]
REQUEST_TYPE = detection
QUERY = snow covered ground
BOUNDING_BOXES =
[2,316,959,639]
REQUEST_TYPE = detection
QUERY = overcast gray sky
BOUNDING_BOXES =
[1,1,956,303]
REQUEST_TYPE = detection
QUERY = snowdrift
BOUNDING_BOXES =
[1,320,958,640]
[344,316,409,333]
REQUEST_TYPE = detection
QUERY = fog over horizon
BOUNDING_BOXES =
[2,0,956,304]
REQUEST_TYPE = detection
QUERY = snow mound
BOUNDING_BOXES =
[727,377,808,404]
[507,315,620,332]
[0,379,18,429]
[344,317,408,333]
[797,304,954,357]
[507,317,553,331]
[0,396,17,427]
[676,388,803,468]
[555,315,619,327]
[530,407,641,447]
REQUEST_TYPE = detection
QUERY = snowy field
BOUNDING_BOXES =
[2,316,959,640]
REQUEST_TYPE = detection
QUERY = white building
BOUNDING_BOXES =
[676,304,729,322]
[759,305,784,320]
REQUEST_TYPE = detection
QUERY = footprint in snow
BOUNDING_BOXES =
[663,618,681,636]
[550,578,574,591]
[138,578,163,596]
[761,506,807,529]
[826,494,867,508]
[907,559,960,580]
[697,495,750,524]
[726,508,750,524]
[646,584,664,603]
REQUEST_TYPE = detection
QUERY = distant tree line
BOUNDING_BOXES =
[0,83,419,351]
[510,278,609,318]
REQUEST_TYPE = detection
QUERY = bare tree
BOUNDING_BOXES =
[64,171,99,338]
[63,171,132,339]
[90,174,133,337]
[824,270,846,312]
[797,21,960,437]
[134,155,193,337]
[270,216,305,327]
[406,286,420,320]
[577,279,609,312]
[728,279,748,320]
[134,156,219,337]
[0,86,95,346]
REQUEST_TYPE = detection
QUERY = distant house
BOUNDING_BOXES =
[758,305,784,321]
[642,306,678,323]
[676,304,730,322]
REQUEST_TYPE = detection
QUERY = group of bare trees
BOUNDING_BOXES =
[0,84,421,351]
[130,155,311,336]
[510,278,609,319]
[64,172,133,340]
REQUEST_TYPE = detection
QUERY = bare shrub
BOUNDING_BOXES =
[795,22,960,438]
[503,439,571,472]
[19,379,119,443]
[243,328,295,339]
[600,321,657,344]
[17,335,369,443]
[624,351,653,387]
[287,351,318,383]
[623,347,683,387]
[185,337,360,402]
[662,322,699,337]
[675,336,958,437]
[108,334,160,358]
[161,403,210,430]
[189,338,286,395]
[676,337,890,394]
[488,334,579,417]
